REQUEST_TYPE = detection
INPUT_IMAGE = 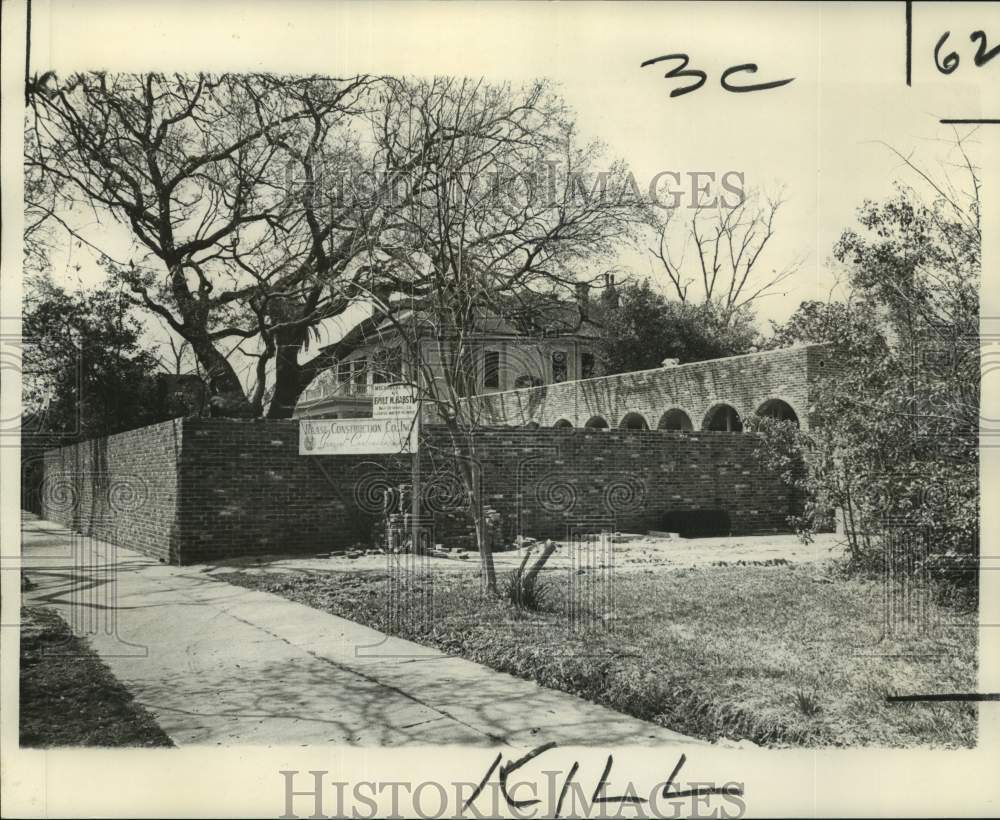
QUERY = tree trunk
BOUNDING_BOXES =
[266,327,307,419]
[166,263,253,418]
[843,480,860,561]
[473,510,497,594]
[265,297,354,419]
[188,334,254,418]
[445,417,497,594]
[523,539,557,587]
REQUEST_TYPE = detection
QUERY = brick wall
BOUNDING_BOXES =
[465,344,831,431]
[40,418,804,564]
[419,426,804,545]
[40,419,183,562]
[39,418,412,564]
[21,432,60,515]
[177,418,409,562]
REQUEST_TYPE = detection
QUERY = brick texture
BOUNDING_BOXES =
[419,426,804,546]
[40,419,805,564]
[465,344,832,430]
[40,419,183,562]
[177,418,409,562]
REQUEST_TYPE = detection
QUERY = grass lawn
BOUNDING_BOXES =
[19,607,173,748]
[215,560,977,748]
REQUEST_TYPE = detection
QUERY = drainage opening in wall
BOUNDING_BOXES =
[661,509,732,538]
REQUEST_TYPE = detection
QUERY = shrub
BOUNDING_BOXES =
[503,550,552,611]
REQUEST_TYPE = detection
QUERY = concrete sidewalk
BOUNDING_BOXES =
[19,516,700,748]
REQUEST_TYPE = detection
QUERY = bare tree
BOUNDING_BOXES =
[652,187,801,325]
[26,71,381,418]
[345,77,651,593]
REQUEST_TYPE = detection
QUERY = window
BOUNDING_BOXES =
[387,347,403,382]
[317,369,335,397]
[337,361,351,385]
[581,351,595,379]
[372,351,389,385]
[372,348,400,385]
[483,350,500,389]
[352,358,367,392]
[551,350,568,383]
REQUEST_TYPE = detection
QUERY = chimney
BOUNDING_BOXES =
[575,282,590,321]
[661,357,679,368]
[601,273,619,309]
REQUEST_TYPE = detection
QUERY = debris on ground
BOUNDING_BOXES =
[713,737,761,750]
[712,558,790,568]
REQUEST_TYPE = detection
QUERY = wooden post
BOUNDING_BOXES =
[412,407,421,552]
[411,322,421,553]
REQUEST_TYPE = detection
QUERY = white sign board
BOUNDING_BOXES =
[299,418,418,455]
[371,383,419,420]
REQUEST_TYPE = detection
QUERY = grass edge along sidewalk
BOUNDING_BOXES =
[214,561,977,749]
[19,606,174,748]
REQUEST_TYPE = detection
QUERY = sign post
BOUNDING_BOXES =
[411,402,421,552]
[299,383,423,551]
[371,383,419,420]
[371,383,422,553]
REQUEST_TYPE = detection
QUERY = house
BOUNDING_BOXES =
[294,279,617,419]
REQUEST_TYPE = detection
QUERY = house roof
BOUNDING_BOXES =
[307,296,602,364]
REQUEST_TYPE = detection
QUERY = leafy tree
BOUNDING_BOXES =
[764,299,882,353]
[595,279,757,374]
[754,142,979,590]
[22,279,185,440]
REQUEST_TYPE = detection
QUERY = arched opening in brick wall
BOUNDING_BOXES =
[584,415,609,429]
[619,412,649,430]
[657,408,694,431]
[553,419,573,428]
[755,398,800,426]
[702,403,743,432]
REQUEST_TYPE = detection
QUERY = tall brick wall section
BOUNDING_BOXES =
[419,426,803,545]
[40,419,183,562]
[176,418,409,562]
[467,343,832,431]
[40,419,804,564]
[40,417,411,564]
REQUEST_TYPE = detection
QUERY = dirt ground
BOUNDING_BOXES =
[201,531,846,578]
